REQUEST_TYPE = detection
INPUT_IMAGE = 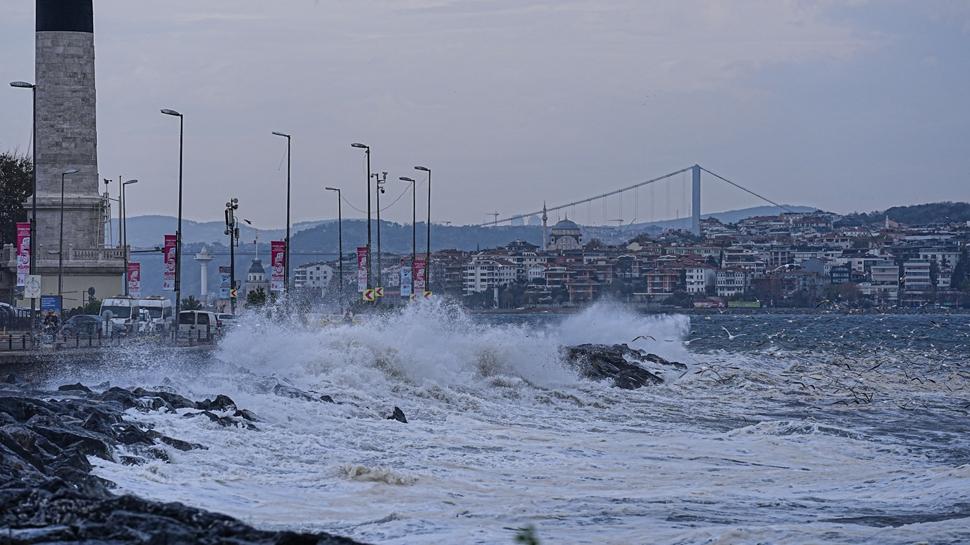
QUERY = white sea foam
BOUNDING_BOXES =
[85,302,970,544]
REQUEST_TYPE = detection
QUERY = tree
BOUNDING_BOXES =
[0,152,33,245]
[246,288,267,307]
[952,245,970,292]
[181,296,203,310]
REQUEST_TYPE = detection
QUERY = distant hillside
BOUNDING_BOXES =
[114,216,330,248]
[836,202,970,227]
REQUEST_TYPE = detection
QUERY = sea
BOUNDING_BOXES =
[47,301,970,544]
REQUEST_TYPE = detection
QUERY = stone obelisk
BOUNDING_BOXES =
[31,0,124,308]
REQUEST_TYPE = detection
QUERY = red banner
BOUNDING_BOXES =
[356,247,369,293]
[127,262,141,297]
[413,257,426,294]
[163,234,176,291]
[15,222,30,287]
[271,240,286,292]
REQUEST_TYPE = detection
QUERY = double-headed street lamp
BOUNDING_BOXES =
[160,108,184,328]
[122,179,139,295]
[10,80,38,328]
[414,165,432,293]
[324,187,343,306]
[351,143,372,290]
[399,176,417,297]
[58,169,80,306]
[224,198,239,314]
[271,131,292,292]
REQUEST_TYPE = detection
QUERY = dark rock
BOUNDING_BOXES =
[388,406,408,423]
[57,383,93,394]
[196,394,237,412]
[273,383,319,402]
[183,410,257,430]
[320,395,336,404]
[0,382,363,544]
[563,344,672,389]
[131,388,198,411]
[233,408,260,421]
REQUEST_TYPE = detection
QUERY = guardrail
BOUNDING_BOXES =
[0,327,221,352]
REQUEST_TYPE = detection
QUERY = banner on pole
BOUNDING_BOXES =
[270,240,286,292]
[413,258,426,294]
[16,222,30,287]
[399,263,412,298]
[162,234,177,291]
[356,247,369,293]
[219,266,231,299]
[127,262,141,297]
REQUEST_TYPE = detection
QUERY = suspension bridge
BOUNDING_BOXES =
[478,164,795,235]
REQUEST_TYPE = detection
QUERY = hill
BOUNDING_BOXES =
[836,202,970,227]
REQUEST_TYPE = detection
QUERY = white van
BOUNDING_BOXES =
[138,297,174,333]
[99,297,141,335]
[178,310,220,340]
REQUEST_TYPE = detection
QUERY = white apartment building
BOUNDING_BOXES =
[716,269,749,298]
[293,263,334,294]
[903,260,932,292]
[462,258,517,295]
[685,266,716,294]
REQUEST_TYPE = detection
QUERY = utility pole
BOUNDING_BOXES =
[325,187,342,307]
[352,143,372,290]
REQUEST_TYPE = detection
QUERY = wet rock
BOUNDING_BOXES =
[196,394,236,412]
[563,344,674,389]
[273,383,319,402]
[0,382,362,544]
[388,406,408,423]
[183,410,257,430]
[131,388,198,411]
[57,383,93,394]
[234,408,260,421]
[320,395,336,404]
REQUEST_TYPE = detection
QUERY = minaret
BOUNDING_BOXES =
[541,202,548,251]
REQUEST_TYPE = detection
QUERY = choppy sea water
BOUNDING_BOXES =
[51,302,970,544]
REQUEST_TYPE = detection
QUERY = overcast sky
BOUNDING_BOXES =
[1,0,969,228]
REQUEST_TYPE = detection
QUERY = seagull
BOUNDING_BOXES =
[721,326,746,341]
[632,335,656,342]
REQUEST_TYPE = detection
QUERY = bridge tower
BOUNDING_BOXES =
[691,164,702,236]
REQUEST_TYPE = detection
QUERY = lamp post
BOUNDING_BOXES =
[10,81,37,329]
[351,143,372,290]
[224,198,239,314]
[58,169,80,308]
[399,176,417,297]
[160,108,184,329]
[121,179,139,296]
[271,132,292,292]
[374,171,386,292]
[325,187,343,306]
[414,165,432,294]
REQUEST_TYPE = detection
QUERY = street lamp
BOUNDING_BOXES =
[224,198,239,314]
[374,171,387,293]
[352,143,372,291]
[325,187,343,306]
[160,108,184,332]
[10,80,37,329]
[58,169,80,308]
[272,131,292,293]
[399,176,417,298]
[414,165,432,294]
[122,179,139,296]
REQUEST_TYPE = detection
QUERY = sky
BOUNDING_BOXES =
[1,0,969,228]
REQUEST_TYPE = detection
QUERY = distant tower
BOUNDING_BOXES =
[690,164,702,236]
[541,202,548,251]
[194,246,213,304]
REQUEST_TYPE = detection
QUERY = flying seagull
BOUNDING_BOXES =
[632,335,656,342]
[721,326,746,341]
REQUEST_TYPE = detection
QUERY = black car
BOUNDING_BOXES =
[59,315,103,337]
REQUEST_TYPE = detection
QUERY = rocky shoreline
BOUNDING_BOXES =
[0,376,365,545]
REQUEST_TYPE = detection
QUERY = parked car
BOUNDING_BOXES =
[59,315,103,337]
[178,310,219,340]
[216,313,238,329]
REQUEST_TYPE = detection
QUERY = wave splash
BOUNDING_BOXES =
[216,299,691,396]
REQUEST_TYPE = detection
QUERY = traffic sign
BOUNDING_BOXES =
[230,288,238,298]
[375,287,385,297]
[24,275,41,299]
[363,289,376,302]
[424,290,432,298]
